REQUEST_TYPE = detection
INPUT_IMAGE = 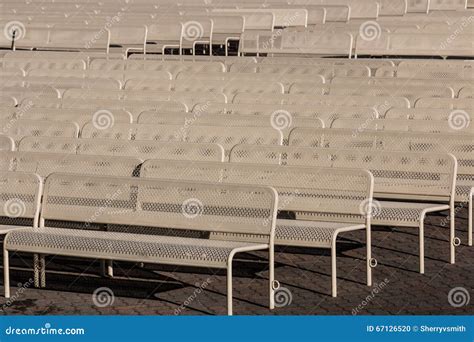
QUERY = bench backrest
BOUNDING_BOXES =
[331,118,474,134]
[0,151,141,178]
[3,120,80,146]
[141,160,373,223]
[40,173,277,240]
[9,108,133,126]
[287,128,472,178]
[81,123,283,157]
[0,171,42,227]
[17,137,225,162]
[229,145,456,202]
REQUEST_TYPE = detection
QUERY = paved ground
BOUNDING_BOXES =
[1,208,472,316]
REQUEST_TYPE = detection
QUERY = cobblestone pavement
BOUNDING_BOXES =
[1,208,473,316]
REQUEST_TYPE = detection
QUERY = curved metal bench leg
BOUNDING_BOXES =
[269,246,275,310]
[419,220,425,274]
[331,239,337,298]
[366,225,372,287]
[450,205,455,264]
[4,248,10,298]
[226,260,233,316]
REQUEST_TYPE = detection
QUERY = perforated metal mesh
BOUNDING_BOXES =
[18,137,225,162]
[40,174,276,238]
[5,227,261,268]
[0,151,141,178]
[233,93,409,114]
[0,171,42,222]
[230,145,456,200]
[81,123,283,157]
[331,118,474,134]
[3,120,79,145]
[141,160,372,221]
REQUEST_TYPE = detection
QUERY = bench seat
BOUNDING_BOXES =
[374,202,450,227]
[276,220,365,248]
[5,227,269,269]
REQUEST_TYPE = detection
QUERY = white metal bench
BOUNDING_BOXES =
[4,174,279,315]
[229,144,458,273]
[141,160,374,297]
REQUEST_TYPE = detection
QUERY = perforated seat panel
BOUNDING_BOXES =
[455,185,473,202]
[275,219,365,248]
[373,202,450,227]
[5,227,268,268]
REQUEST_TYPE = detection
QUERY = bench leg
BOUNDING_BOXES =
[269,246,275,310]
[39,254,46,288]
[366,226,372,287]
[33,254,40,288]
[101,260,114,277]
[469,195,472,247]
[226,263,233,316]
[450,206,455,264]
[331,241,337,298]
[419,221,425,274]
[3,248,10,299]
